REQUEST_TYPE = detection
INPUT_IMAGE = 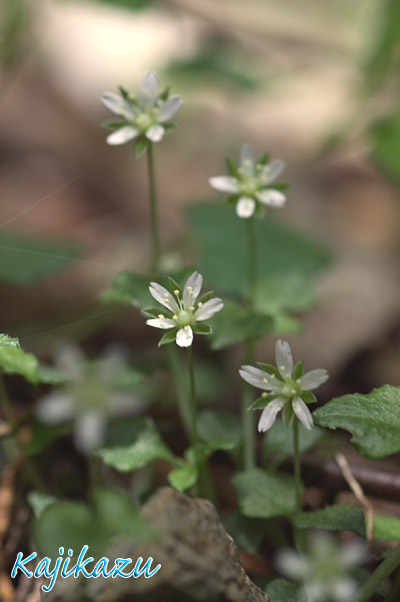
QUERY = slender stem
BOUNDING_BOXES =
[187,345,197,447]
[147,144,160,272]
[246,216,257,308]
[0,372,44,491]
[355,543,400,602]
[242,339,256,470]
[293,417,301,512]
[166,345,192,442]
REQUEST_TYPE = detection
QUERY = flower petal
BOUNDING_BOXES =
[256,189,286,207]
[110,392,146,415]
[258,399,285,432]
[146,317,176,329]
[236,196,256,218]
[240,143,255,176]
[239,365,279,391]
[275,550,308,579]
[195,298,223,321]
[292,396,314,430]
[176,326,193,347]
[37,393,75,424]
[275,339,293,377]
[183,271,203,307]
[101,92,135,120]
[209,176,240,193]
[53,343,84,378]
[140,71,159,107]
[106,126,139,145]
[74,411,105,452]
[258,159,285,184]
[146,125,165,142]
[299,369,329,390]
[158,96,182,122]
[149,282,180,313]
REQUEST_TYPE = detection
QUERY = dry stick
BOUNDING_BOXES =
[335,452,374,541]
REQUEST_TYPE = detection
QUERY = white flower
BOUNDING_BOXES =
[36,344,145,452]
[102,71,182,150]
[239,339,328,432]
[145,271,223,348]
[276,533,366,602]
[209,143,286,218]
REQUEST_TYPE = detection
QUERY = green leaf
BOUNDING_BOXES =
[27,491,57,520]
[192,323,212,335]
[374,515,400,541]
[187,202,331,301]
[314,385,400,459]
[224,512,265,555]
[98,417,176,472]
[26,421,71,456]
[168,461,198,492]
[371,107,400,182]
[300,391,317,404]
[257,363,282,380]
[33,489,155,559]
[294,504,366,538]
[255,273,317,318]
[264,421,324,458]
[233,468,297,519]
[0,334,38,384]
[293,361,304,380]
[226,156,239,177]
[0,232,80,286]
[209,300,273,350]
[197,410,242,446]
[101,119,125,130]
[158,329,178,347]
[265,579,306,602]
[37,364,68,385]
[364,0,400,91]
[88,0,155,11]
[248,395,275,411]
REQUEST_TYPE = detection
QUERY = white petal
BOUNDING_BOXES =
[209,176,240,193]
[149,282,180,313]
[146,317,176,329]
[146,125,165,142]
[236,197,256,218]
[176,326,193,348]
[74,412,105,452]
[140,71,159,107]
[101,92,135,120]
[195,298,223,321]
[240,143,255,176]
[258,399,284,432]
[341,542,368,566]
[53,342,84,378]
[292,397,314,430]
[158,96,182,122]
[37,393,74,424]
[183,271,203,307]
[275,339,293,377]
[106,126,139,145]
[256,189,286,207]
[239,365,279,391]
[332,579,358,602]
[276,550,307,579]
[258,159,285,184]
[300,369,329,390]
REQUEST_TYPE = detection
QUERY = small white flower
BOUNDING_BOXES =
[276,533,366,602]
[209,143,286,218]
[239,339,328,432]
[37,344,145,452]
[145,271,223,348]
[102,71,182,150]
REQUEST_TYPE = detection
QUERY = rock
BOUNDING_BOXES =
[42,487,269,602]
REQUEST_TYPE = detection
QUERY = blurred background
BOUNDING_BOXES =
[1,0,400,395]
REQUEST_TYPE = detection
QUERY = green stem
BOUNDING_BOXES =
[293,417,301,512]
[242,339,256,470]
[166,345,192,442]
[246,216,257,308]
[147,143,160,272]
[355,543,400,602]
[0,372,44,491]
[187,345,197,447]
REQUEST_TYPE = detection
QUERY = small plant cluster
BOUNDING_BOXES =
[1,71,400,601]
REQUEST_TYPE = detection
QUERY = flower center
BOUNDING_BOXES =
[135,112,155,132]
[178,309,193,327]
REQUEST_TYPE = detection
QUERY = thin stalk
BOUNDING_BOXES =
[146,143,160,272]
[293,417,301,512]
[0,372,44,491]
[187,345,197,447]
[355,543,400,602]
[240,216,258,470]
[246,216,257,307]
[166,345,192,442]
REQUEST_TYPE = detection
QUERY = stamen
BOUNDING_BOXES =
[173,315,178,320]
[262,392,267,398]
[174,289,180,296]
[158,314,164,319]
[198,302,203,308]
[280,365,286,371]
[263,378,268,384]
[189,306,195,311]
